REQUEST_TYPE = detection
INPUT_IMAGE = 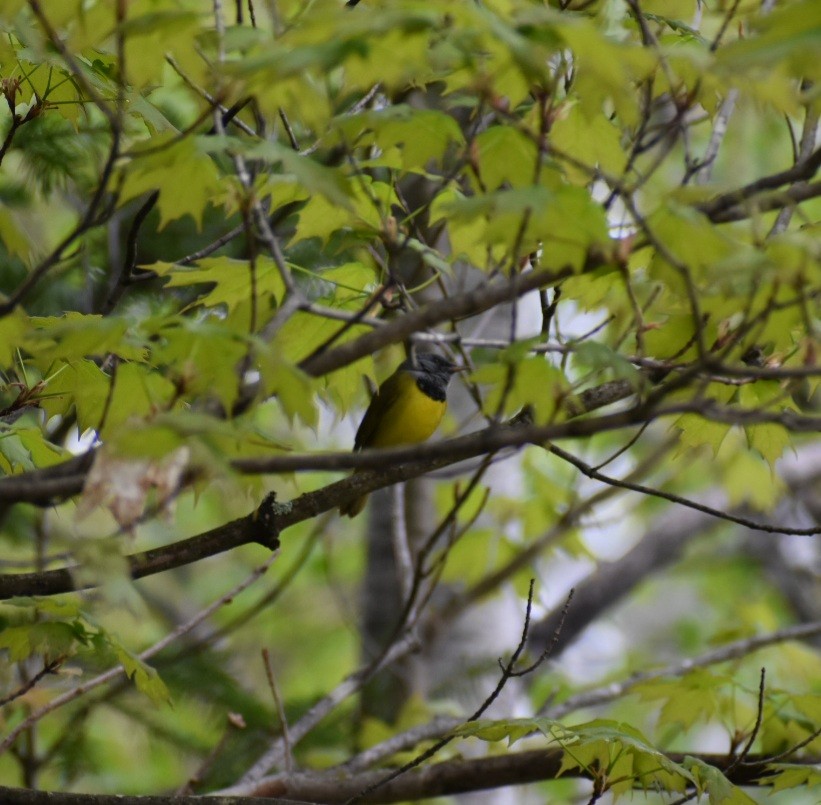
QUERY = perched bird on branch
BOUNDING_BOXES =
[339,353,462,517]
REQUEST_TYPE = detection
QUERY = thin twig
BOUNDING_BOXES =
[541,621,821,719]
[0,657,65,707]
[548,443,818,537]
[261,649,293,774]
[343,582,573,804]
[236,630,421,784]
[727,667,766,773]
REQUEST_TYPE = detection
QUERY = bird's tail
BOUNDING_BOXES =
[339,492,368,518]
[339,469,369,518]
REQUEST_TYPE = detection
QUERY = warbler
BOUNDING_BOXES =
[339,353,461,518]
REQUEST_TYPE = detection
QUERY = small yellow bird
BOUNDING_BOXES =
[339,353,461,518]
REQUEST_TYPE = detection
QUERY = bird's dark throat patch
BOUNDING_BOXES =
[416,374,448,402]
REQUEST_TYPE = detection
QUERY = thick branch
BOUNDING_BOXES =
[236,749,811,803]
[298,266,571,377]
[0,790,294,805]
[0,748,807,805]
[1,398,817,600]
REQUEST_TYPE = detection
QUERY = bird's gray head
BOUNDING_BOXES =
[401,353,460,401]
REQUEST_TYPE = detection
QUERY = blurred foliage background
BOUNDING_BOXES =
[0,0,819,802]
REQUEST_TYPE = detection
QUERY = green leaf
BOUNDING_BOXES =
[0,208,33,262]
[648,204,737,286]
[683,756,758,804]
[472,126,539,190]
[550,102,627,182]
[257,355,319,428]
[26,314,146,366]
[150,255,286,313]
[0,621,87,661]
[0,0,26,22]
[722,450,783,511]
[634,671,727,731]
[738,384,793,468]
[119,135,223,229]
[472,354,570,423]
[553,719,693,797]
[113,644,171,704]
[99,362,178,440]
[0,624,32,660]
[455,717,556,746]
[443,185,610,270]
[717,0,821,79]
[439,524,514,586]
[572,342,643,388]
[404,238,454,277]
[644,313,706,362]
[37,359,111,431]
[292,177,398,245]
[0,429,34,472]
[557,18,655,124]
[149,318,248,404]
[0,310,28,367]
[244,140,353,207]
[675,413,732,457]
[429,186,501,267]
[15,426,65,468]
[767,763,821,793]
[335,105,464,172]
[745,422,791,468]
[272,311,375,413]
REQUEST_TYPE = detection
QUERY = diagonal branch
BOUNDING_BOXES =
[696,147,821,219]
[542,620,821,720]
[1,398,818,600]
[547,443,814,535]
[298,266,573,377]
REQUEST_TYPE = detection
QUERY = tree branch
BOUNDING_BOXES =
[223,748,814,804]
[0,744,809,805]
[542,621,821,720]
[548,443,818,536]
[1,398,818,599]
[696,147,821,219]
[298,266,574,377]
[707,180,821,223]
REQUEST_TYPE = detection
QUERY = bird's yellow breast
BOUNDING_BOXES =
[364,372,447,449]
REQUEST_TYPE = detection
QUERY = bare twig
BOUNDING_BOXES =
[236,630,421,784]
[0,657,65,707]
[341,582,573,804]
[769,94,819,236]
[261,649,293,774]
[542,622,821,719]
[727,668,766,771]
[547,443,818,536]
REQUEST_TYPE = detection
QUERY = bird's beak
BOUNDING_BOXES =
[450,365,469,374]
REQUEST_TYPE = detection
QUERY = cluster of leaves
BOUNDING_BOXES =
[0,598,168,702]
[0,0,818,801]
[457,686,821,802]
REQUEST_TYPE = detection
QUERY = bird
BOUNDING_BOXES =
[339,353,461,518]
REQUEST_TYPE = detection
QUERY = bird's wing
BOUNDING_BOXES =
[352,371,406,451]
